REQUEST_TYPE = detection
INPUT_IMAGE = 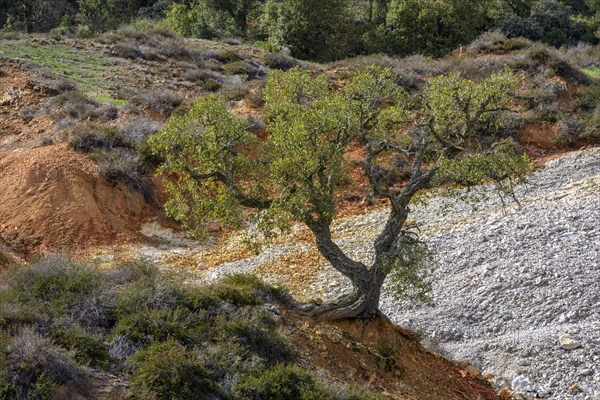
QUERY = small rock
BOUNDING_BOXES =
[511,375,533,392]
[569,383,582,393]
[559,333,581,350]
[498,388,512,399]
[465,365,481,377]
[208,222,222,233]
[482,372,495,380]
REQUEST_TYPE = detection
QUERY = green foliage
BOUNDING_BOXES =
[150,66,529,315]
[0,328,82,400]
[263,0,356,61]
[219,308,296,364]
[496,0,589,47]
[422,68,519,137]
[127,340,217,400]
[164,0,261,38]
[8,257,103,307]
[51,325,110,369]
[233,364,384,400]
[0,0,75,33]
[233,365,320,400]
[262,68,358,223]
[149,94,264,239]
[76,0,144,34]
[385,235,434,305]
[380,0,488,57]
[582,67,600,78]
[0,254,383,398]
[110,307,208,348]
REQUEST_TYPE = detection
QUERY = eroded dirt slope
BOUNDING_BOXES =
[0,145,154,257]
[286,312,499,400]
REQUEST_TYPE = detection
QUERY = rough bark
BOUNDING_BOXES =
[302,206,410,321]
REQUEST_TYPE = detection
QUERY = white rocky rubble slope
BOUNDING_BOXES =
[204,147,599,399]
[379,147,600,399]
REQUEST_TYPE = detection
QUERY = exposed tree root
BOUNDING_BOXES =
[297,292,379,321]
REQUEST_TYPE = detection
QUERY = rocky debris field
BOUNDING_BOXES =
[380,147,600,399]
[204,147,600,399]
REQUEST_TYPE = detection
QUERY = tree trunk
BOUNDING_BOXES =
[303,208,408,320]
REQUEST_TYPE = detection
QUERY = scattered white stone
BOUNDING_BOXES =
[559,333,581,351]
[512,375,533,392]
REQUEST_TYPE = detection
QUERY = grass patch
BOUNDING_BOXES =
[0,41,113,100]
[582,68,600,78]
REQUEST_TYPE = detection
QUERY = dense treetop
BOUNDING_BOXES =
[2,0,599,60]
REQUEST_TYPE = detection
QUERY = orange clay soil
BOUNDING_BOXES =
[0,144,159,258]
[284,311,500,400]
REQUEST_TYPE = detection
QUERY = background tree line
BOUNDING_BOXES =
[1,0,599,60]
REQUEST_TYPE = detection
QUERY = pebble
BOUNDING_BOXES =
[559,333,582,351]
[512,375,533,392]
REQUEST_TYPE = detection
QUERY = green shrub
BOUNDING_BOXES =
[580,110,600,140]
[2,257,114,330]
[51,325,110,370]
[0,257,380,400]
[203,78,223,91]
[0,328,83,399]
[9,257,102,306]
[113,271,182,318]
[188,274,290,310]
[127,340,218,399]
[110,308,208,349]
[525,45,589,83]
[573,84,600,112]
[220,309,295,364]
[138,136,167,167]
[183,69,224,91]
[233,365,336,400]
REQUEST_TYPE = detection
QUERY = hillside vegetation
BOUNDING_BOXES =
[1,4,599,399]
[0,256,499,399]
[1,27,599,261]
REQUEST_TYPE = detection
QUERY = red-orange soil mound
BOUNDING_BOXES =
[0,145,154,257]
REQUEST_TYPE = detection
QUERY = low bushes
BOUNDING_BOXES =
[67,120,159,199]
[0,257,378,399]
[132,89,183,117]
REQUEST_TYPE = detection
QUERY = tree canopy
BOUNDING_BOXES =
[2,0,600,60]
[149,66,530,320]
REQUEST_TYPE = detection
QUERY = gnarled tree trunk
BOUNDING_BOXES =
[303,206,409,320]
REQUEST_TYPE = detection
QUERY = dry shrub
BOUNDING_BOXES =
[133,89,183,116]
[264,52,298,71]
[0,327,84,399]
[96,150,154,201]
[120,118,163,144]
[69,123,127,153]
